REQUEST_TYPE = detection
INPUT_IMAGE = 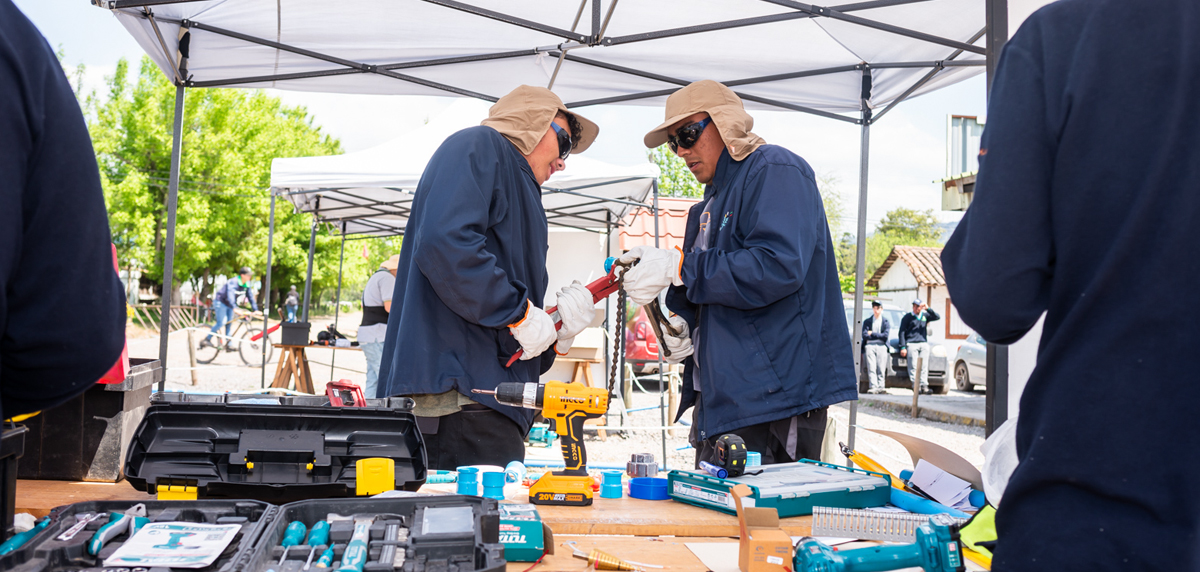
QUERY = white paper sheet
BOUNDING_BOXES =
[103,522,241,569]
[909,459,973,509]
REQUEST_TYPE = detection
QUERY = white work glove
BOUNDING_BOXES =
[555,281,596,340]
[660,314,693,365]
[509,300,557,360]
[618,245,684,306]
[554,336,574,356]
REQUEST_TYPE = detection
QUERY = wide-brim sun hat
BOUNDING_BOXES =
[481,85,599,156]
[643,80,765,161]
[381,255,400,271]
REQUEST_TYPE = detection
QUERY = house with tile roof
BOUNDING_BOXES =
[867,245,973,354]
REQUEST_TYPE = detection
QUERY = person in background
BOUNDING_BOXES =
[201,267,260,350]
[284,286,300,322]
[360,255,398,398]
[862,300,890,394]
[620,80,856,467]
[897,298,939,394]
[941,1,1200,568]
[376,86,599,470]
[0,0,126,421]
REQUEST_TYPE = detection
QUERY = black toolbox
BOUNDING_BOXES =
[1,499,274,572]
[124,392,427,502]
[19,357,161,481]
[3,496,504,572]
[1,425,28,541]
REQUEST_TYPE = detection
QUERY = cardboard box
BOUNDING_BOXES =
[497,503,554,562]
[731,484,793,572]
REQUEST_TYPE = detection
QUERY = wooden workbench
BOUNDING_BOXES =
[16,479,811,537]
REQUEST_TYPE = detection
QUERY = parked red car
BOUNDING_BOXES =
[625,306,661,374]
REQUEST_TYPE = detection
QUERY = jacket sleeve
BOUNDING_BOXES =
[942,38,1054,345]
[898,316,910,348]
[923,307,940,322]
[413,142,530,329]
[861,319,872,342]
[680,162,819,310]
[880,317,891,340]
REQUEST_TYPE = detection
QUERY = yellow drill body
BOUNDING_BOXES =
[476,381,608,506]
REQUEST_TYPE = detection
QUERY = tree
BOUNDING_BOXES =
[87,56,386,312]
[836,207,943,293]
[874,208,942,244]
[647,144,703,198]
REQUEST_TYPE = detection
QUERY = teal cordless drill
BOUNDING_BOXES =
[794,514,965,572]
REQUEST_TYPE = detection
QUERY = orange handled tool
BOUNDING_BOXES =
[505,262,627,367]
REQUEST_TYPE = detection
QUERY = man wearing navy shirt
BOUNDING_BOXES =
[942,0,1200,568]
[0,0,126,422]
[898,298,939,394]
[621,80,856,467]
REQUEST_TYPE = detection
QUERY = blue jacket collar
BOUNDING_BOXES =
[706,147,741,195]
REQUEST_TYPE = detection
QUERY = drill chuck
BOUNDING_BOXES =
[488,382,541,409]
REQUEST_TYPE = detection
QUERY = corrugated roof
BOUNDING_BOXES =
[867,245,945,288]
[619,197,699,251]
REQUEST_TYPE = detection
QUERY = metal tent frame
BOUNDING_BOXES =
[106,0,1012,447]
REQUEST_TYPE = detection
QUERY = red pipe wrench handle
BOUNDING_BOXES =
[504,270,622,367]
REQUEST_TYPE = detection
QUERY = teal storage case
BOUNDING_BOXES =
[666,459,891,518]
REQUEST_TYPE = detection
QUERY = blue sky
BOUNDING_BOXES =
[15,0,994,233]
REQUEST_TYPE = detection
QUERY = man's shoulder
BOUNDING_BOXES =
[743,144,815,178]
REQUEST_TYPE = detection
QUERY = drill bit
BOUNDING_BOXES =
[471,389,495,395]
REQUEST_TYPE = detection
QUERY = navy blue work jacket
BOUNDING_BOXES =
[942,1,1200,568]
[665,146,856,440]
[862,315,889,347]
[377,126,554,433]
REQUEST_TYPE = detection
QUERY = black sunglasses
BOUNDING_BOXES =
[551,122,573,161]
[667,117,712,152]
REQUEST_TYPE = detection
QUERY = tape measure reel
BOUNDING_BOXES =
[715,434,747,478]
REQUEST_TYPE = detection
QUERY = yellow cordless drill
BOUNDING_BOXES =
[474,381,608,506]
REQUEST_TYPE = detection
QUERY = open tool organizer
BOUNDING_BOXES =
[1,499,274,572]
[3,496,503,572]
[667,459,891,518]
[124,392,427,502]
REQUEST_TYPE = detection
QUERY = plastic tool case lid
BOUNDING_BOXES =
[124,393,427,502]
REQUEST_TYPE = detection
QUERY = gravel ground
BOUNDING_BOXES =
[129,320,984,475]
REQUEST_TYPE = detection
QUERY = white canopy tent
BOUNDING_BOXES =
[95,0,1022,439]
[269,99,661,236]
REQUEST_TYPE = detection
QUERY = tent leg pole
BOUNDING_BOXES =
[848,108,872,463]
[605,215,613,422]
[330,233,346,382]
[652,181,668,471]
[261,193,276,389]
[984,0,1009,436]
[301,221,317,323]
[156,85,185,393]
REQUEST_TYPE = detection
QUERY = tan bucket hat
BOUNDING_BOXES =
[643,80,766,161]
[380,254,400,271]
[480,85,599,156]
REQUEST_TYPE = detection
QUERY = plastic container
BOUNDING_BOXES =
[481,472,505,500]
[746,451,762,467]
[123,392,426,502]
[456,467,479,496]
[0,426,27,542]
[19,357,160,482]
[600,471,623,499]
[280,322,311,346]
[628,477,669,500]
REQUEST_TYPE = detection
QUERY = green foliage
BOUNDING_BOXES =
[87,56,392,312]
[836,208,943,293]
[647,145,703,198]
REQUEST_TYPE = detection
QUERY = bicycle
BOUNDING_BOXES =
[196,312,275,367]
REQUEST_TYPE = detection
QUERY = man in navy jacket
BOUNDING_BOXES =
[377,86,600,470]
[862,301,890,394]
[621,80,856,467]
[942,1,1200,568]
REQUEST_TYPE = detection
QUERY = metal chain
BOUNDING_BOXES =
[608,268,628,398]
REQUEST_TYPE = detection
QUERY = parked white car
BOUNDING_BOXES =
[952,331,988,391]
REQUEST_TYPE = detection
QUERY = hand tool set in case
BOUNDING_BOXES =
[1,497,503,572]
[667,459,891,518]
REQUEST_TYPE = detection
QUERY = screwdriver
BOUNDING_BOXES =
[315,545,336,568]
[303,521,330,570]
[278,521,308,565]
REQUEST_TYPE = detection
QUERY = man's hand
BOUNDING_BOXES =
[661,315,693,365]
[509,301,557,360]
[555,281,596,340]
[617,245,684,306]
[900,349,907,358]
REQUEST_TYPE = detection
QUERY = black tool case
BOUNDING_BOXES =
[2,499,274,572]
[3,496,504,572]
[124,392,427,502]
[246,496,504,572]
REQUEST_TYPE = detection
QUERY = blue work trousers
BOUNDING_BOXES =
[206,300,235,342]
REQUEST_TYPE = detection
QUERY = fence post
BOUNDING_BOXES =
[186,328,199,386]
[912,357,923,419]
